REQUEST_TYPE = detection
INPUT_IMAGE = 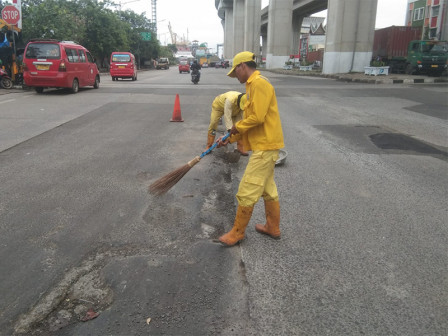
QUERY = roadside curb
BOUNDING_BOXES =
[265,69,448,85]
[326,74,448,85]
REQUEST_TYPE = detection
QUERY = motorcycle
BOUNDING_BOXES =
[14,72,24,87]
[191,69,200,84]
[0,68,13,89]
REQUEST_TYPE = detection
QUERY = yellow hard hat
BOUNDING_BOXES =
[238,93,247,110]
[227,51,255,77]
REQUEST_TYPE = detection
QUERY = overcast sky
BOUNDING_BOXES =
[122,0,409,53]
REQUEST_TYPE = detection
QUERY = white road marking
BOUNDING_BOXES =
[0,99,15,104]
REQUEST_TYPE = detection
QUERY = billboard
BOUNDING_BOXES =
[195,49,206,57]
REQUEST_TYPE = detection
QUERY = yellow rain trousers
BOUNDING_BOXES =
[236,150,279,207]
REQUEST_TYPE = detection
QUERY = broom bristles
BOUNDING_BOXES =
[149,156,201,195]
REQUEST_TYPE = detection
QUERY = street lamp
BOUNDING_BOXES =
[155,18,166,34]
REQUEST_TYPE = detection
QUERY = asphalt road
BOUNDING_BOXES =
[0,68,447,336]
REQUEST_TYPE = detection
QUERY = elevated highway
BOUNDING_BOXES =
[215,0,378,74]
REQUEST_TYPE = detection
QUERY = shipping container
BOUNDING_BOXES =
[372,26,422,59]
[371,25,448,75]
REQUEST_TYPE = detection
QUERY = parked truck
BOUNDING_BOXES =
[372,26,448,76]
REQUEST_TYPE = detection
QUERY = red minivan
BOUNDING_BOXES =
[110,52,137,81]
[23,39,100,94]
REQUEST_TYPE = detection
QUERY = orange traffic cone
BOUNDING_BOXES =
[170,94,184,122]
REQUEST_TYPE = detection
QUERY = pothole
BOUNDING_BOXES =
[43,269,113,333]
[370,133,448,159]
[13,246,142,335]
[315,124,448,161]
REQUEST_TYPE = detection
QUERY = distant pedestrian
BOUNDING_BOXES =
[217,51,285,246]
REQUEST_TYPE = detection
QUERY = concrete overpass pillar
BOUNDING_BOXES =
[223,8,234,59]
[266,0,293,69]
[233,0,246,53]
[291,13,304,56]
[244,0,261,57]
[261,29,267,61]
[323,0,378,74]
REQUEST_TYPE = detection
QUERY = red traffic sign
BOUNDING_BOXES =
[1,6,20,25]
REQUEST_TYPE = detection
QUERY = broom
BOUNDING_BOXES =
[149,132,231,195]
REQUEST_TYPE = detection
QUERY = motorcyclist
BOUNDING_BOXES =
[190,60,201,80]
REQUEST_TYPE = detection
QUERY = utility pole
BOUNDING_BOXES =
[151,0,157,34]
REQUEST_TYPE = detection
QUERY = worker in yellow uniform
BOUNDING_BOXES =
[205,91,248,156]
[217,51,285,246]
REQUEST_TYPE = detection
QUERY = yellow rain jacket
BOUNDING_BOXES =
[230,71,284,151]
[208,91,243,134]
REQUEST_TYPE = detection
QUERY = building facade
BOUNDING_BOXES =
[406,0,447,40]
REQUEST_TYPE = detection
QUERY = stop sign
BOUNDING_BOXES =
[1,5,20,25]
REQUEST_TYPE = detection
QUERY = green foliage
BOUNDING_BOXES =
[158,46,175,63]
[371,60,386,67]
[118,9,159,65]
[82,1,130,64]
[167,44,178,54]
[22,0,85,42]
[300,60,313,66]
[20,0,160,66]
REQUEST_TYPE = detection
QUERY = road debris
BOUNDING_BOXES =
[80,308,99,322]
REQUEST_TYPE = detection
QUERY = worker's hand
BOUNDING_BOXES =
[230,125,239,135]
[217,135,229,148]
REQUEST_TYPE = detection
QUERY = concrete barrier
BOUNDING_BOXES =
[364,66,390,76]
[299,65,313,71]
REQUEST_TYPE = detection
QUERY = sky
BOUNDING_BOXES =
[120,0,409,53]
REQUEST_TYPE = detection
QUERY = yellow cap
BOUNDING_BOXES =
[227,51,255,77]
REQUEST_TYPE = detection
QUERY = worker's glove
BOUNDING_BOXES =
[230,125,239,135]
[217,135,229,148]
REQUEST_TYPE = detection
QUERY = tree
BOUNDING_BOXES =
[22,0,86,42]
[20,0,161,66]
[167,44,178,54]
[158,46,175,64]
[79,0,129,66]
[118,9,158,67]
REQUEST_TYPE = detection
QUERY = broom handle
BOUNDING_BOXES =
[199,132,231,158]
